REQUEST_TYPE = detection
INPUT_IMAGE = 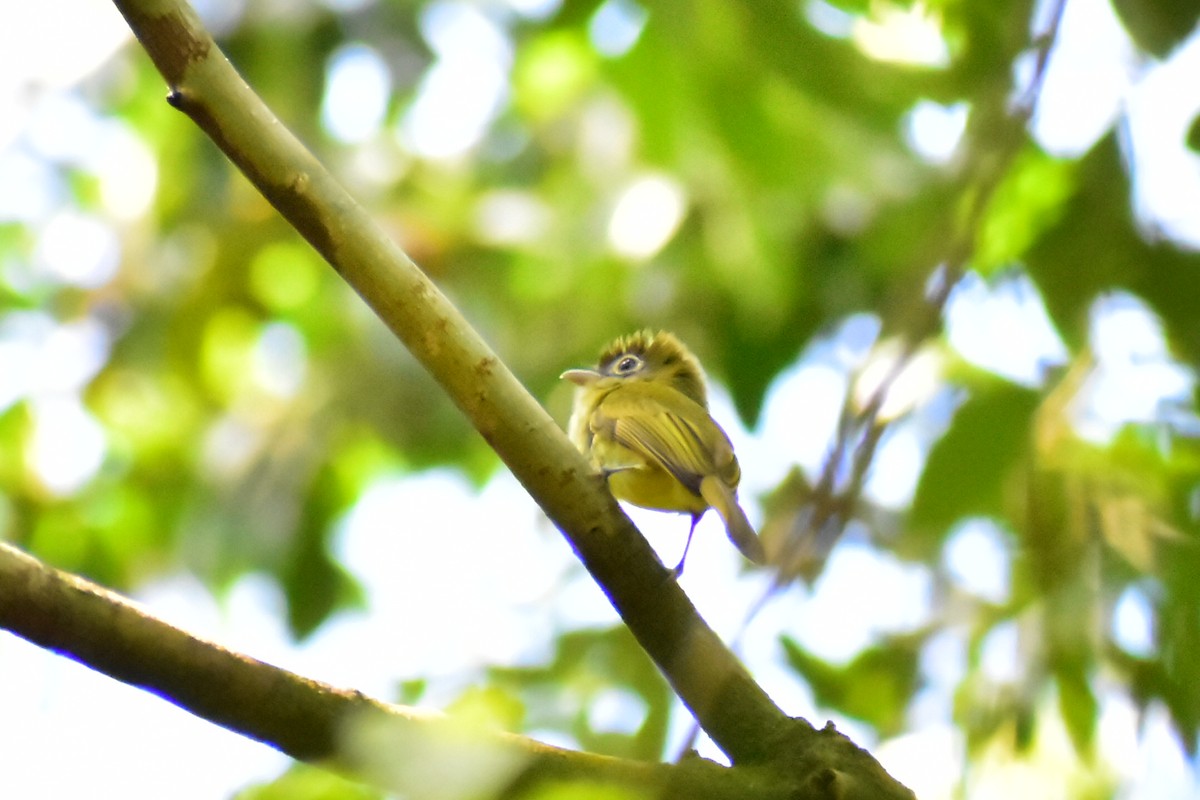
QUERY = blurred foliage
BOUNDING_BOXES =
[908,378,1040,549]
[236,764,382,800]
[489,627,672,761]
[5,0,1200,793]
[1111,0,1200,56]
[782,633,924,738]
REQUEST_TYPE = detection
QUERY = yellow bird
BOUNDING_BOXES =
[561,330,765,576]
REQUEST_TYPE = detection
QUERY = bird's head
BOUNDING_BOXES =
[561,330,709,407]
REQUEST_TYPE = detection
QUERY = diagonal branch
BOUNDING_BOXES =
[108,0,791,767]
[1,535,913,797]
[0,541,775,799]
[6,0,920,794]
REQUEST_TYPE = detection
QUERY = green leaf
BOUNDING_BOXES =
[447,685,526,732]
[1155,542,1200,754]
[281,465,365,639]
[235,763,381,800]
[1111,0,1200,57]
[953,671,1036,756]
[490,627,671,761]
[520,781,655,800]
[780,634,922,737]
[1187,113,1200,153]
[908,380,1040,554]
[1054,660,1097,755]
[1025,133,1200,363]
[974,146,1076,274]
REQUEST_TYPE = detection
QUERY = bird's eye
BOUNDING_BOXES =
[615,355,640,374]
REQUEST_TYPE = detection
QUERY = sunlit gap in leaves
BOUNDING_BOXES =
[606,174,686,261]
[1125,33,1200,246]
[1027,0,1133,156]
[321,43,392,144]
[502,0,561,20]
[1111,583,1155,657]
[853,339,942,423]
[34,211,120,288]
[945,271,1069,387]
[197,318,310,478]
[0,314,110,495]
[804,0,950,66]
[43,93,156,221]
[804,0,854,39]
[852,2,949,67]
[1033,0,1200,247]
[0,148,58,222]
[588,0,648,58]
[1075,292,1195,443]
[6,90,158,223]
[333,469,580,682]
[473,189,552,246]
[398,2,512,159]
[251,321,308,399]
[896,623,1189,797]
[785,543,933,664]
[717,316,940,744]
[0,37,157,497]
[903,101,969,165]
[943,518,1011,605]
[191,0,247,35]
[319,0,373,14]
[587,686,648,737]
[0,0,128,141]
[747,314,878,485]
[27,395,108,496]
[978,620,1021,684]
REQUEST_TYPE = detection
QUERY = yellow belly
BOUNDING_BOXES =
[607,465,705,514]
[592,433,706,515]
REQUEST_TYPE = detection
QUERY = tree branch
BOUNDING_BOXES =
[0,543,678,796]
[107,0,790,765]
[2,0,922,794]
[0,541,889,800]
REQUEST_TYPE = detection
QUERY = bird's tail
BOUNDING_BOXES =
[700,476,765,565]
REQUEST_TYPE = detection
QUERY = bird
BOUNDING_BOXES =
[561,330,765,576]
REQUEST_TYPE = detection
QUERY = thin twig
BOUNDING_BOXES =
[752,0,1073,601]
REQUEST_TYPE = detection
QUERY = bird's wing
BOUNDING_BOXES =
[593,388,737,496]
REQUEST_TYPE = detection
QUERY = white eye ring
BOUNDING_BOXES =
[615,355,641,374]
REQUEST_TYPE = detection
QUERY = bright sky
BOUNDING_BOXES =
[2,0,1200,798]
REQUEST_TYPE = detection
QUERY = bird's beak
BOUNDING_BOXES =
[560,368,601,386]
